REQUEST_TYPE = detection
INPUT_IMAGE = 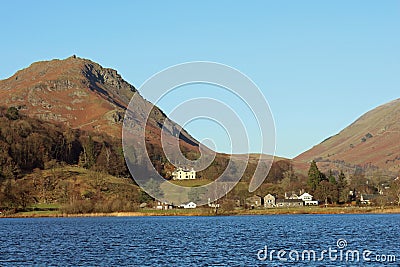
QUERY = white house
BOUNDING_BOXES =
[156,201,173,210]
[208,198,220,208]
[299,192,318,206]
[264,194,276,208]
[181,202,197,209]
[172,167,196,180]
[264,193,304,208]
[360,194,377,205]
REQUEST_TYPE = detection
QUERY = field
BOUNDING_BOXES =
[3,205,400,218]
[168,179,212,187]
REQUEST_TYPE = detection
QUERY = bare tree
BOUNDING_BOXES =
[390,178,400,206]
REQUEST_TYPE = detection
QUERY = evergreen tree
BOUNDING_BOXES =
[337,171,348,203]
[327,170,339,203]
[315,180,338,205]
[307,160,323,192]
[328,170,337,184]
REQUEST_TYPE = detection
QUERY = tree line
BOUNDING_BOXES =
[0,106,136,212]
[307,160,400,206]
[0,106,128,181]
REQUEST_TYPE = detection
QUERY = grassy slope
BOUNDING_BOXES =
[295,99,400,174]
[4,166,140,213]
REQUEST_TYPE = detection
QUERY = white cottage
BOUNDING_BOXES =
[264,194,276,208]
[181,202,197,209]
[298,192,318,206]
[172,167,196,180]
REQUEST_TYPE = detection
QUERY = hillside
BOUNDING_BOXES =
[295,99,400,177]
[0,56,288,180]
[0,56,295,213]
[1,165,141,214]
[0,55,198,150]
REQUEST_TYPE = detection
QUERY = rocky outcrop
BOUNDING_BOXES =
[0,56,199,150]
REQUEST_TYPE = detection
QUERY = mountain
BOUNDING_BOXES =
[294,99,400,176]
[0,56,296,212]
[0,55,198,150]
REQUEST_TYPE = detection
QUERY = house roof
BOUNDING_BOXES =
[173,167,195,172]
[299,192,313,198]
[180,201,196,206]
[361,194,377,201]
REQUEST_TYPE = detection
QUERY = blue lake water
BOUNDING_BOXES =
[0,214,399,266]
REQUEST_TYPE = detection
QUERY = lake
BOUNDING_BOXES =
[0,214,398,266]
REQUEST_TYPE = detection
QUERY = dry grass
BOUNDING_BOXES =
[3,206,400,219]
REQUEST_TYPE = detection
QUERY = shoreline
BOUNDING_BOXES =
[2,206,400,219]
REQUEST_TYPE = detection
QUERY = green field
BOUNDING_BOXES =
[29,203,61,210]
[159,179,212,204]
[169,179,212,187]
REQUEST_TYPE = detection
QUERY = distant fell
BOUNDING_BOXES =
[294,98,400,176]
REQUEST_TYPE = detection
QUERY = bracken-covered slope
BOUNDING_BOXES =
[0,56,291,189]
[0,55,198,150]
[294,99,400,175]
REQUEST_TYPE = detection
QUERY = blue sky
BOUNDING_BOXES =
[1,1,399,158]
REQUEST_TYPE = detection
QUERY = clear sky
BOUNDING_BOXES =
[1,1,399,158]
